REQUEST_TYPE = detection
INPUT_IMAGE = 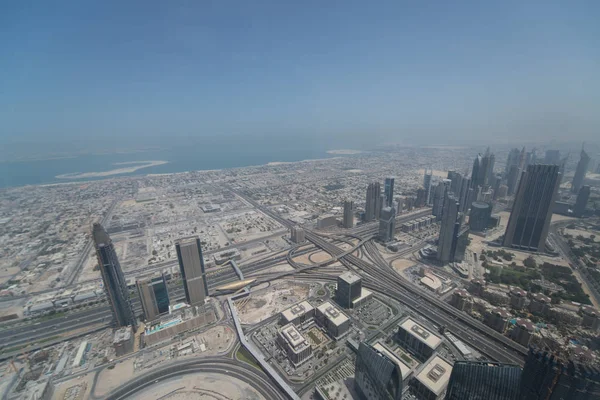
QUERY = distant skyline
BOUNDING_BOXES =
[1,1,599,156]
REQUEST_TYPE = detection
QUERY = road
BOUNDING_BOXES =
[99,357,287,400]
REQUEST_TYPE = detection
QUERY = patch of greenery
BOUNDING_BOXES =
[236,347,262,371]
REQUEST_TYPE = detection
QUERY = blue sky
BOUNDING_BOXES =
[1,1,599,152]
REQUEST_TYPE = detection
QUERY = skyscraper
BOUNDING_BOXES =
[175,237,209,306]
[544,149,561,165]
[384,177,395,208]
[365,182,381,221]
[432,180,450,219]
[93,223,137,329]
[137,273,170,322]
[471,154,484,188]
[469,202,491,232]
[503,165,561,251]
[335,272,362,309]
[519,347,600,399]
[458,177,472,213]
[506,164,520,196]
[445,361,522,400]
[574,185,590,217]
[572,146,591,193]
[423,170,433,205]
[484,148,496,187]
[343,199,354,228]
[379,206,396,242]
[354,342,403,400]
[437,193,461,264]
[505,148,521,175]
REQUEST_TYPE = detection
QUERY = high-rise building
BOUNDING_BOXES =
[92,223,137,329]
[544,150,561,165]
[445,361,522,400]
[505,148,521,175]
[484,148,496,187]
[438,193,461,264]
[572,147,591,193]
[415,188,427,208]
[469,202,491,232]
[379,206,396,242]
[458,177,471,213]
[335,272,362,309]
[354,342,403,400]
[365,182,381,221]
[377,194,385,220]
[384,177,395,208]
[136,273,170,322]
[503,165,561,251]
[290,226,305,243]
[424,170,433,205]
[519,347,600,399]
[175,237,209,306]
[506,164,520,196]
[471,154,485,189]
[574,185,590,217]
[343,200,354,228]
[432,180,450,220]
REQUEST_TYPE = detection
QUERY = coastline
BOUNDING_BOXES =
[55,160,169,179]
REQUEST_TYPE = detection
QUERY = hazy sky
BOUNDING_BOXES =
[1,1,599,151]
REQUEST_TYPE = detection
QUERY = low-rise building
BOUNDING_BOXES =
[509,287,527,310]
[317,215,338,229]
[485,308,511,333]
[315,301,350,340]
[113,326,134,357]
[396,317,442,361]
[281,301,315,326]
[451,289,472,312]
[529,293,551,315]
[411,355,453,400]
[547,307,583,326]
[277,323,313,367]
[510,318,535,346]
[482,287,509,306]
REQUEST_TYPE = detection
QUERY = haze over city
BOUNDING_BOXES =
[1,2,600,400]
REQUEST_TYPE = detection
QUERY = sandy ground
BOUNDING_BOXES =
[52,373,95,400]
[308,251,334,263]
[417,169,448,178]
[551,214,577,223]
[391,259,415,274]
[127,372,266,400]
[564,228,600,242]
[56,161,168,179]
[76,249,100,283]
[0,266,20,285]
[236,281,309,324]
[94,358,135,398]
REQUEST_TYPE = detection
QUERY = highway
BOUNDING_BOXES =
[232,187,526,364]
[101,357,287,400]
[304,231,526,365]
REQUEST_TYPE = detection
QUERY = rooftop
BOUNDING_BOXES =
[352,288,373,307]
[317,301,349,327]
[338,271,361,285]
[399,317,442,350]
[113,326,132,343]
[281,301,314,322]
[373,342,412,380]
[279,323,309,350]
[415,355,453,395]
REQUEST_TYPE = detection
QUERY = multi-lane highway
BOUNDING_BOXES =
[304,231,526,365]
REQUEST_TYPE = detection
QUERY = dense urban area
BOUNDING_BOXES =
[1,144,600,400]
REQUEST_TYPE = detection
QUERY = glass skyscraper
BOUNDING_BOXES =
[445,361,522,400]
[93,223,137,330]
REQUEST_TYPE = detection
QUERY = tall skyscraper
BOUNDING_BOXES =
[437,193,461,264]
[93,223,137,329]
[377,193,385,220]
[471,154,484,188]
[574,185,590,217]
[432,180,450,219]
[544,150,561,165]
[447,171,463,197]
[519,347,600,399]
[572,146,591,193]
[505,148,521,175]
[137,273,170,322]
[379,206,396,242]
[423,170,433,205]
[483,148,496,187]
[364,182,381,221]
[175,237,209,306]
[445,361,522,400]
[384,177,395,208]
[503,165,561,251]
[354,342,403,400]
[415,188,427,208]
[343,199,354,228]
[506,164,520,196]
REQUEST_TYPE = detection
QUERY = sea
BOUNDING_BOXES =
[0,138,344,189]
